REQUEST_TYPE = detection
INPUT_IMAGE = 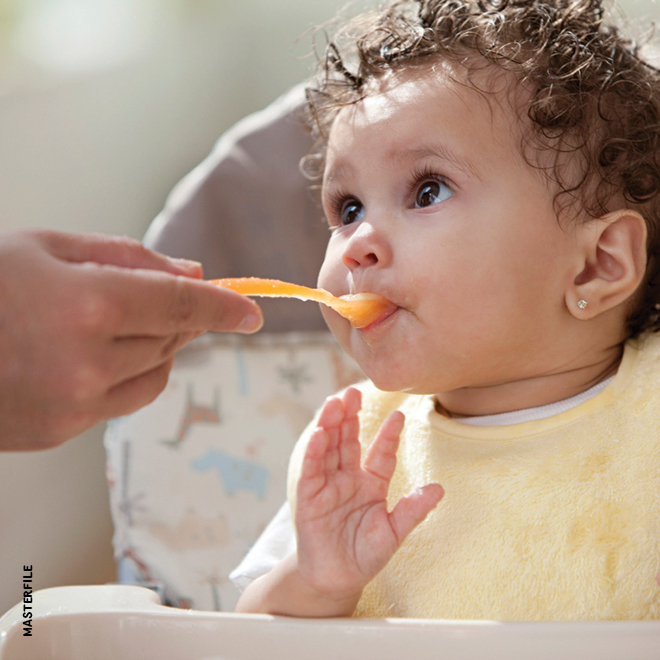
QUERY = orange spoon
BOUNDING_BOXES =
[209,277,394,328]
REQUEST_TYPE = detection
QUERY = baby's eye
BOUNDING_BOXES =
[339,199,365,226]
[414,179,452,208]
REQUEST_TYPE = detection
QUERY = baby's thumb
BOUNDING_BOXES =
[389,483,444,544]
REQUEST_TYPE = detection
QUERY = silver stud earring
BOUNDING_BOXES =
[577,299,588,310]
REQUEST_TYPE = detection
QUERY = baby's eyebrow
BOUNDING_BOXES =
[323,144,481,188]
[398,145,482,181]
[324,163,351,188]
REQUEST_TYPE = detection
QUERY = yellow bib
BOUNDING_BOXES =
[289,334,660,620]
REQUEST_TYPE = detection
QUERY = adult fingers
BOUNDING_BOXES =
[30,356,175,446]
[39,229,204,278]
[99,357,176,420]
[98,333,197,390]
[77,263,263,336]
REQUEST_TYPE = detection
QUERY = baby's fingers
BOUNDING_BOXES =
[316,395,345,432]
[298,427,331,500]
[313,395,345,472]
[389,483,444,545]
[315,388,362,473]
[338,387,362,471]
[362,411,405,482]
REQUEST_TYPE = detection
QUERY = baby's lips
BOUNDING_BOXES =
[337,292,397,328]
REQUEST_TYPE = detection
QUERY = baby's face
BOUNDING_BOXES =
[318,65,583,396]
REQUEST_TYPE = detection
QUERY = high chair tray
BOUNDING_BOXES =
[0,585,658,660]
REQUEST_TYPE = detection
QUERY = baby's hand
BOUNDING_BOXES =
[295,387,444,606]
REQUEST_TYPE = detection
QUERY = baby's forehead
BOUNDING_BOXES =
[328,62,531,164]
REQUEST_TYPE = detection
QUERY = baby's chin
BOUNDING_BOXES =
[323,314,442,394]
[374,381,436,396]
[359,364,440,395]
[322,310,353,349]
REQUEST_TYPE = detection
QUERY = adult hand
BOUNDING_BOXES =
[0,229,263,450]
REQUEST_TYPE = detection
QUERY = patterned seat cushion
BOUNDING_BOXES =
[105,331,363,611]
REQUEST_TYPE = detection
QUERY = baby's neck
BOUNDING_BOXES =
[436,343,623,419]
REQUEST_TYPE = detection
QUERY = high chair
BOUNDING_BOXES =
[1,86,660,660]
[2,584,659,660]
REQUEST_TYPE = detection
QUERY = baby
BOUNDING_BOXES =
[233,0,660,620]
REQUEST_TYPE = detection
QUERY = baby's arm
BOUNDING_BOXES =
[235,387,444,617]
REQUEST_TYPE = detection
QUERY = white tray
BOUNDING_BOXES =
[1,585,659,660]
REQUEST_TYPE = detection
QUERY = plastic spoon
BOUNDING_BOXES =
[209,277,394,328]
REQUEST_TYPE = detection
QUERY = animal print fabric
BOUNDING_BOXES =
[104,332,363,611]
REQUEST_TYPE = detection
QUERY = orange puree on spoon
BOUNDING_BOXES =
[209,277,394,328]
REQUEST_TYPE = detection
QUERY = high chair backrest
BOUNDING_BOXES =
[142,83,328,333]
[104,86,364,611]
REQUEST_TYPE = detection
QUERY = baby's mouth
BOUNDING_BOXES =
[343,283,400,323]
[356,303,399,332]
[334,292,397,328]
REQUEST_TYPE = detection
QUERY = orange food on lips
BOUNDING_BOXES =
[209,277,394,329]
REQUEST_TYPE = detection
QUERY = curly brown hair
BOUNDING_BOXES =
[303,0,660,338]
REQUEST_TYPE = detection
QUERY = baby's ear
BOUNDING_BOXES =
[567,209,647,319]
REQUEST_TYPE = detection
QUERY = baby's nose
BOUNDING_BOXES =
[341,222,391,271]
[343,250,378,270]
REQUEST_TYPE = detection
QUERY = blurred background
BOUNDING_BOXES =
[0,0,657,615]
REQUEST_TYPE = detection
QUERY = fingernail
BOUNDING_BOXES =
[237,312,263,334]
[169,257,203,277]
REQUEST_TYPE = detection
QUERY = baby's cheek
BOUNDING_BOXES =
[320,305,352,349]
[657,572,660,587]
